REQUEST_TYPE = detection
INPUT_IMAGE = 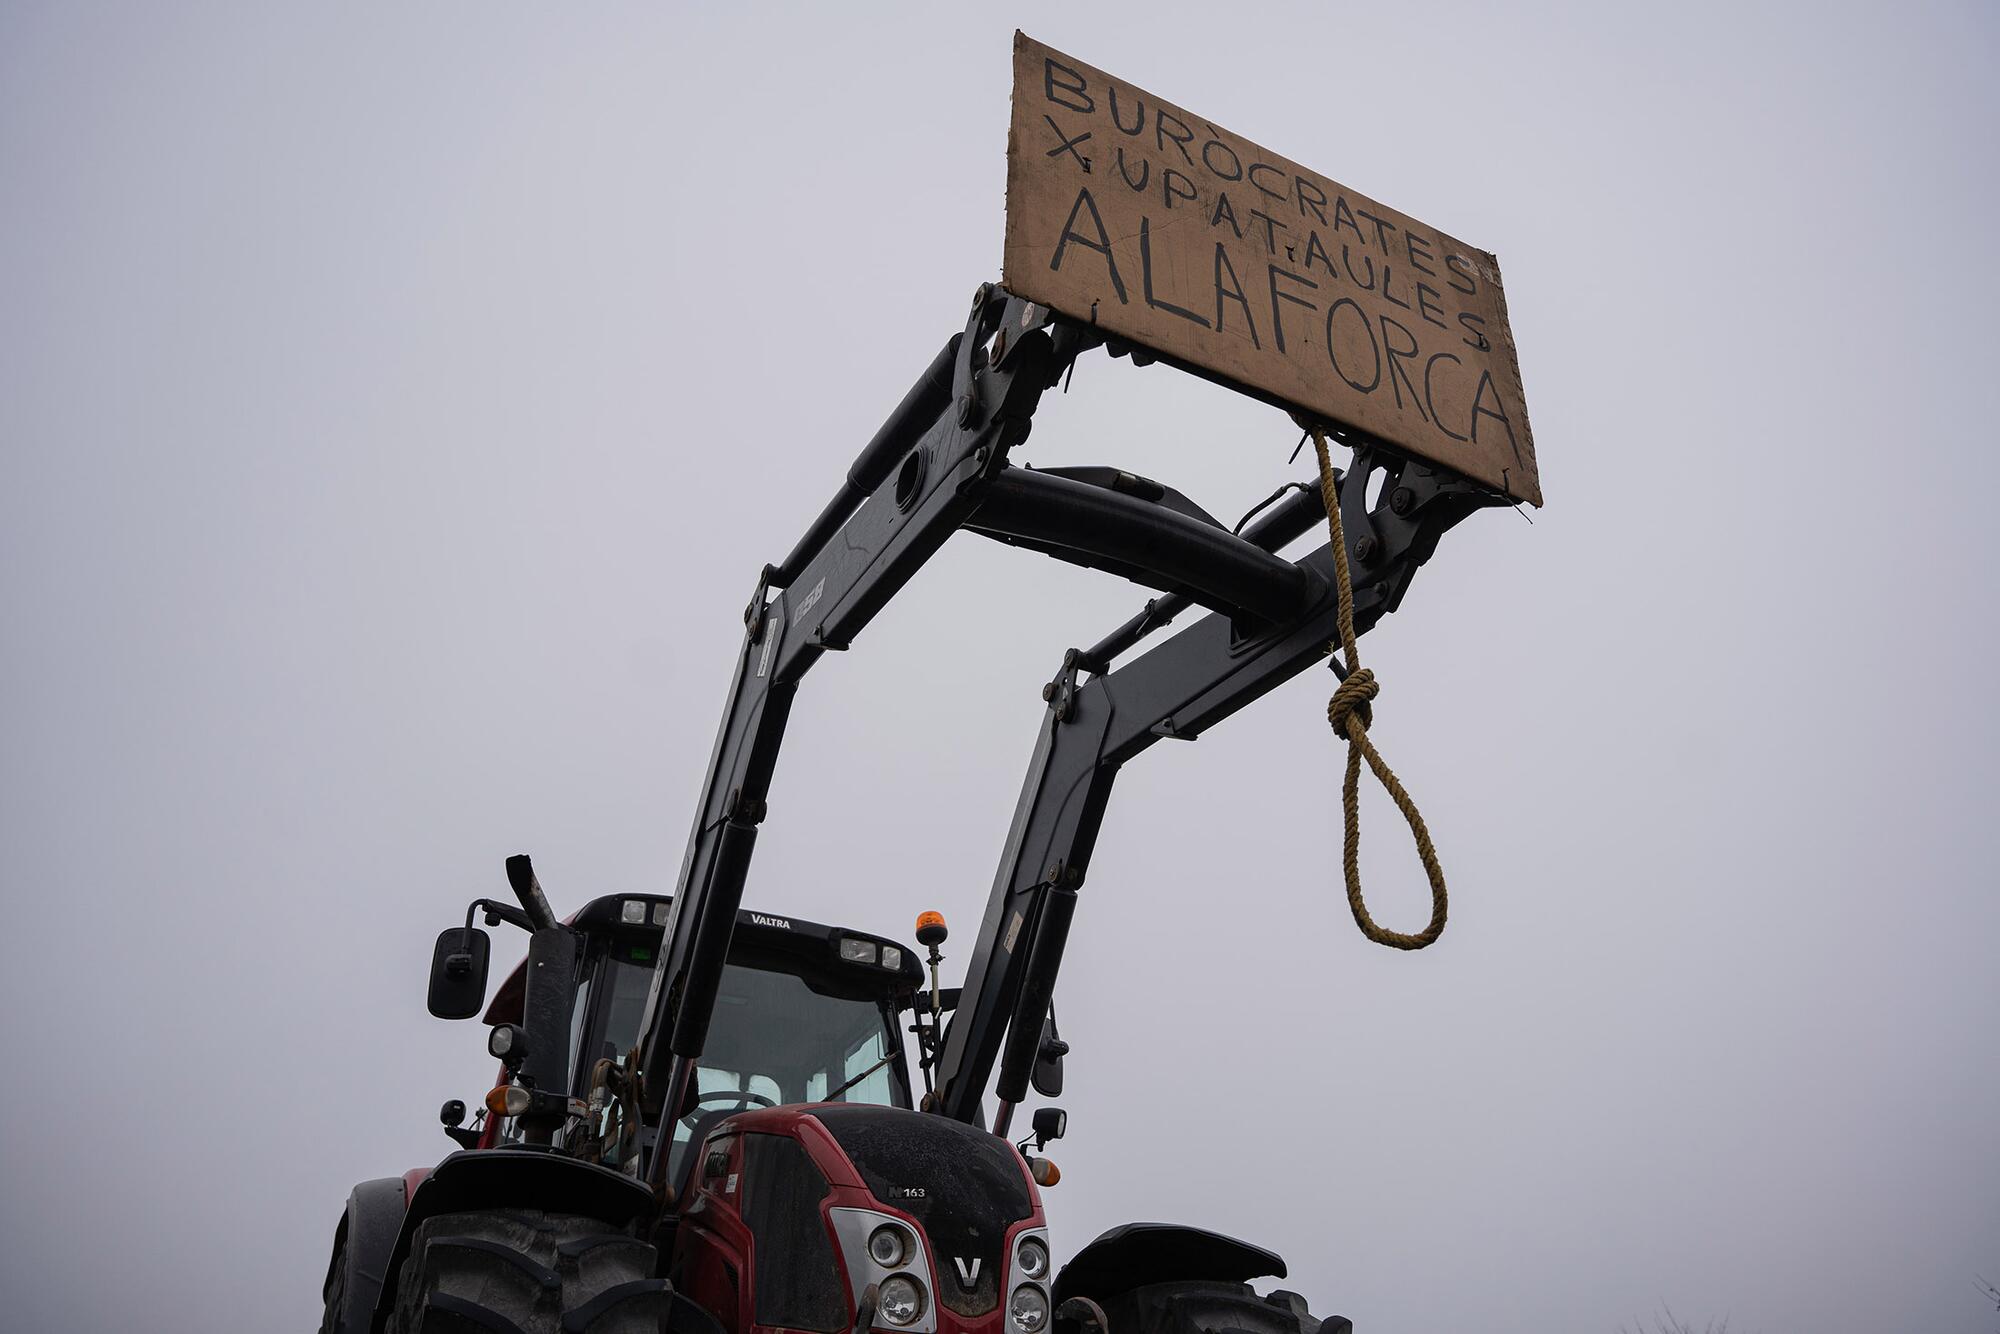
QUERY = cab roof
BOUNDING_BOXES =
[482,893,922,1025]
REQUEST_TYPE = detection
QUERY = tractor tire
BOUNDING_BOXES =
[386,1208,666,1334]
[1098,1279,1354,1334]
[318,1239,351,1334]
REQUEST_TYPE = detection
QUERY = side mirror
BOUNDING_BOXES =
[1030,1012,1067,1098]
[427,927,491,1019]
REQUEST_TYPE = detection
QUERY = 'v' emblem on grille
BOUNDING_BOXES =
[952,1255,982,1288]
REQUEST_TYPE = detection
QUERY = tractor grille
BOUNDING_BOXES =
[812,1105,1033,1317]
[742,1132,846,1333]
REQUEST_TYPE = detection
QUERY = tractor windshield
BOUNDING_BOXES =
[590,953,907,1110]
[585,950,909,1178]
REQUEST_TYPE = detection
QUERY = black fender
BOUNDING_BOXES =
[367,1148,657,1333]
[1051,1222,1287,1305]
[323,1177,410,1334]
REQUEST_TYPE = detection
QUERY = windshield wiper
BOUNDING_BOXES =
[824,1053,896,1102]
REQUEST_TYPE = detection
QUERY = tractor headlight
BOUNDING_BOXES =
[868,1224,908,1267]
[1017,1235,1049,1279]
[878,1275,925,1326]
[1009,1284,1049,1333]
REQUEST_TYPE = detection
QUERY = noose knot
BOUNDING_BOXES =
[1326,667,1378,739]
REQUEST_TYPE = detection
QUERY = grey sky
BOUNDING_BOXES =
[2,3,1995,1331]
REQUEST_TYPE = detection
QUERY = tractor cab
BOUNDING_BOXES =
[463,891,923,1186]
[416,876,1055,1332]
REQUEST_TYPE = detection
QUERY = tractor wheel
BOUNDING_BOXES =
[1096,1279,1353,1334]
[318,1239,350,1334]
[386,1208,666,1333]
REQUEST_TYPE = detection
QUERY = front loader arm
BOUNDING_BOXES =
[633,283,1502,1182]
[631,290,1062,1169]
[933,444,1496,1130]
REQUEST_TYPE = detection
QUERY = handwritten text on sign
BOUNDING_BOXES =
[1002,33,1539,505]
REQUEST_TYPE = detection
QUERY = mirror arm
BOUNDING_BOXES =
[467,897,534,937]
[442,902,485,980]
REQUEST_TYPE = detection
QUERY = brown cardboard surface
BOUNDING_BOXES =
[1004,33,1541,505]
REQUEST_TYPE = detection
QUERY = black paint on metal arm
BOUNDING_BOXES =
[632,282,1501,1180]
[968,467,1319,628]
[934,445,1496,1126]
[773,335,962,587]
[632,290,1059,1176]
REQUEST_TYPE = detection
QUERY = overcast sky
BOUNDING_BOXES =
[3,3,1996,1331]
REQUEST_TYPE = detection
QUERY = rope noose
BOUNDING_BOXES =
[1311,428,1449,950]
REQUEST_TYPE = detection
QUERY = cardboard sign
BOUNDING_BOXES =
[1004,33,1540,505]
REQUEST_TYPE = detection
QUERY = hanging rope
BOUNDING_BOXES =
[1310,428,1449,950]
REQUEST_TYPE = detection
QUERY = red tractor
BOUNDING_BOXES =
[318,287,1497,1334]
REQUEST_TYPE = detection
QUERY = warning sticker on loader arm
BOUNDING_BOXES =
[1004,33,1540,506]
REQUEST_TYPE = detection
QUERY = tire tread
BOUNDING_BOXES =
[387,1209,659,1334]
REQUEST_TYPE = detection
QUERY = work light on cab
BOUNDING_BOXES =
[486,1023,528,1063]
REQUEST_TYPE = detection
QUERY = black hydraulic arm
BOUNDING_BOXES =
[935,443,1496,1128]
[631,289,1064,1178]
[631,281,1500,1178]
[967,467,1315,625]
[772,334,962,586]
